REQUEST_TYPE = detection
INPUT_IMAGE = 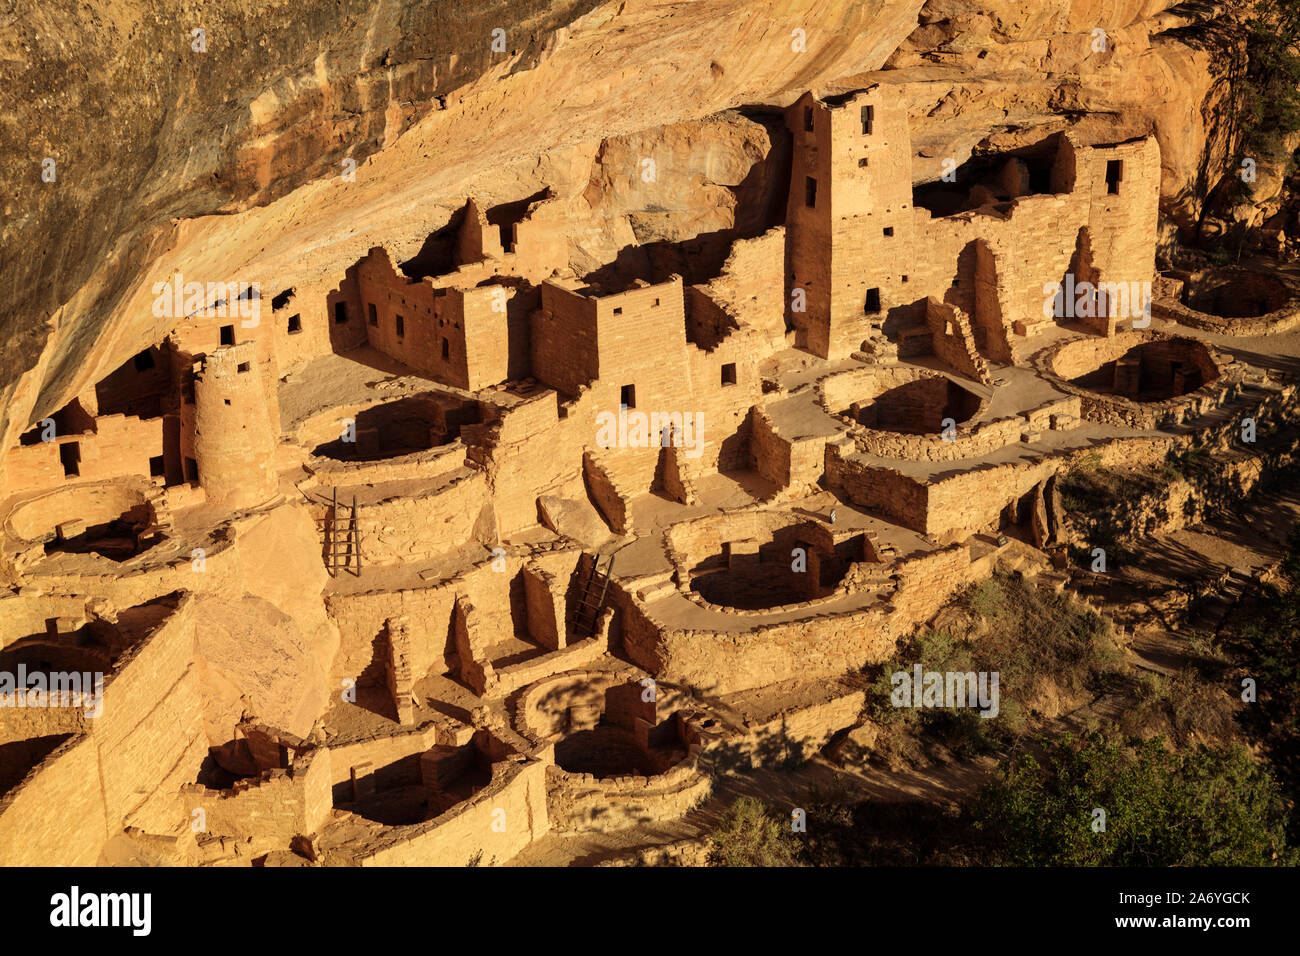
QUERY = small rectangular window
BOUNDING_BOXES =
[396,315,405,337]
[441,337,450,359]
[883,227,894,237]
[620,384,636,409]
[861,104,874,135]
[721,363,737,387]
[865,288,881,314]
[366,303,377,326]
[149,455,166,478]
[237,362,251,373]
[219,325,235,346]
[805,177,817,208]
[1105,159,1123,195]
[613,307,623,315]
[335,301,349,324]
[287,314,302,334]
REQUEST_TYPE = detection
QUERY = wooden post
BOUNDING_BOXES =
[352,494,361,576]
[330,486,338,576]
[594,553,615,622]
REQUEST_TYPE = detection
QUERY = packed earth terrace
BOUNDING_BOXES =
[4,0,1300,869]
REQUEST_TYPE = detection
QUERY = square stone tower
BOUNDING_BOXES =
[786,86,917,359]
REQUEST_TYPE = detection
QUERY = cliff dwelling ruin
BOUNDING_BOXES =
[4,0,1300,881]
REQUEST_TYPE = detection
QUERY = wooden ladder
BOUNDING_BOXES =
[572,552,615,637]
[326,487,362,577]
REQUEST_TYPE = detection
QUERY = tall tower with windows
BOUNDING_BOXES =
[785,87,917,359]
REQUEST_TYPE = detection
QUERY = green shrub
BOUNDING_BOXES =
[1240,10,1300,163]
[706,796,803,867]
[973,732,1294,866]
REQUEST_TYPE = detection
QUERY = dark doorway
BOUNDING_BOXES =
[59,442,80,478]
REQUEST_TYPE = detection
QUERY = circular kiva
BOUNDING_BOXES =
[833,366,983,435]
[1181,268,1291,319]
[306,392,482,462]
[5,482,162,566]
[821,366,1018,462]
[1035,331,1234,429]
[665,511,860,611]
[1155,267,1300,335]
